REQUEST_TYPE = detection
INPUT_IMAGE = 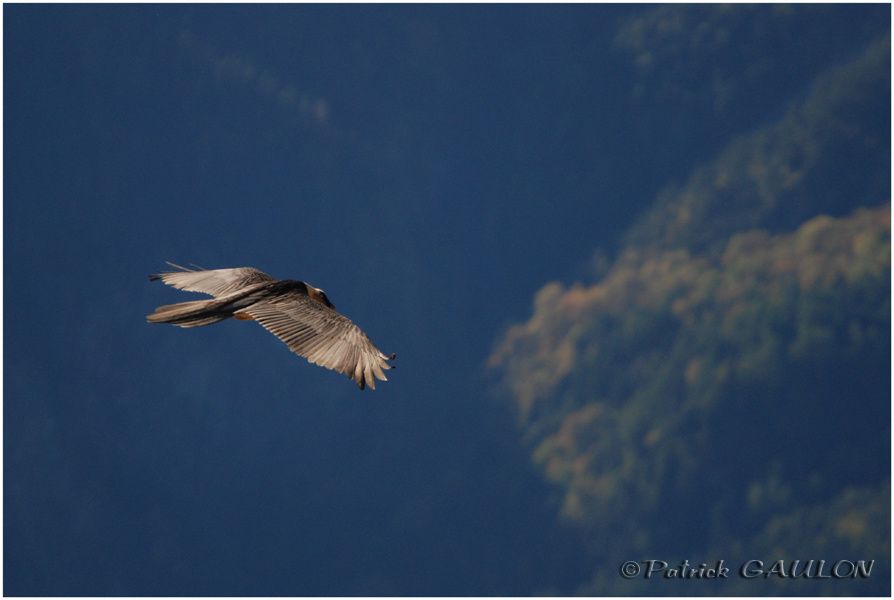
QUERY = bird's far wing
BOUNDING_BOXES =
[149,263,274,298]
[245,291,395,390]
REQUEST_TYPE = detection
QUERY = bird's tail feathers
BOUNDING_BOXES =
[146,299,231,328]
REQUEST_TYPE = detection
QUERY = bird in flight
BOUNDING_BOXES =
[147,263,396,390]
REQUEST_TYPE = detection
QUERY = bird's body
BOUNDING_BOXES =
[147,263,395,390]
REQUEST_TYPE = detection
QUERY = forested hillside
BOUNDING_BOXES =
[490,25,890,596]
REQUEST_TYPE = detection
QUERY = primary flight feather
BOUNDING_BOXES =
[147,263,396,390]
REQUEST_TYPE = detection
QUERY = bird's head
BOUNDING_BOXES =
[308,286,335,309]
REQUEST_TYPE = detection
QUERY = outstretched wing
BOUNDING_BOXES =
[245,291,395,390]
[149,262,274,298]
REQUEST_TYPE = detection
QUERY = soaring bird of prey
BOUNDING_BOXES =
[147,263,396,390]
